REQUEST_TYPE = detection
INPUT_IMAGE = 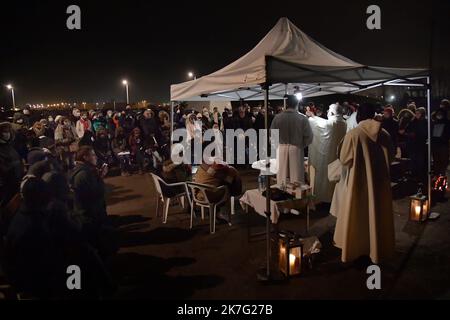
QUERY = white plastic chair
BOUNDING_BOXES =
[186,182,232,234]
[150,173,187,224]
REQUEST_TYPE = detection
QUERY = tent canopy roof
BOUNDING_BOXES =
[170,17,428,101]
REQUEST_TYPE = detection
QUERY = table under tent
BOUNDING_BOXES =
[169,17,431,279]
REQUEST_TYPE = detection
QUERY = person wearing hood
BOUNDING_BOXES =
[307,103,347,203]
[332,103,395,264]
[0,122,24,207]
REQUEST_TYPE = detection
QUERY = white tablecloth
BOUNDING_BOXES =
[239,185,312,224]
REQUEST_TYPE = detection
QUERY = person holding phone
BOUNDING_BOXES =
[70,146,110,253]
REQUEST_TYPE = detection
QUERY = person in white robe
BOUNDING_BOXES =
[346,110,358,132]
[332,103,395,264]
[307,104,347,203]
[270,95,313,185]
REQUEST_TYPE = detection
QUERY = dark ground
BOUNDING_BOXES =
[103,169,450,300]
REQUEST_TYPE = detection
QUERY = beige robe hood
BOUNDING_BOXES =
[333,119,395,264]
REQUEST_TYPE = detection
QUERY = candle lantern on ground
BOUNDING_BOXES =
[278,231,303,278]
[409,189,429,222]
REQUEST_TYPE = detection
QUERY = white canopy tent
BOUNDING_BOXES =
[170,17,428,102]
[170,17,431,280]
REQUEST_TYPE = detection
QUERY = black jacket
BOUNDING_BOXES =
[70,162,107,227]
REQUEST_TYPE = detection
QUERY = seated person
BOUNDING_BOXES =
[112,127,130,176]
[157,147,191,197]
[193,158,242,205]
[93,128,113,167]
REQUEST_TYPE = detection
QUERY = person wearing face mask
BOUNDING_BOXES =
[431,108,450,176]
[307,104,347,203]
[76,112,93,139]
[54,117,78,170]
[0,122,24,207]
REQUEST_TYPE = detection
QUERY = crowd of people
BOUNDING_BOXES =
[0,96,449,298]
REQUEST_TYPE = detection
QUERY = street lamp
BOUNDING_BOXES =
[122,79,129,104]
[188,72,196,80]
[6,84,15,109]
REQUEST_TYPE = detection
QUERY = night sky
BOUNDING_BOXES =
[0,0,448,106]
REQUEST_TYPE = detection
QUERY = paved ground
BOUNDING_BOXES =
[104,170,450,300]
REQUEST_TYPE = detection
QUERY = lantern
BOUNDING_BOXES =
[278,231,303,277]
[409,190,429,222]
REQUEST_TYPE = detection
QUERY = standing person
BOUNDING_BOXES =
[0,122,24,207]
[270,95,313,185]
[129,127,145,174]
[431,108,450,176]
[70,108,81,125]
[105,110,116,138]
[307,104,347,203]
[70,146,109,251]
[76,112,92,139]
[120,106,136,137]
[139,109,159,145]
[333,103,395,264]
[401,107,428,183]
[54,117,78,171]
[381,106,399,152]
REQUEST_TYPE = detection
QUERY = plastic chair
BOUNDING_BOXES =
[185,182,232,234]
[150,173,187,224]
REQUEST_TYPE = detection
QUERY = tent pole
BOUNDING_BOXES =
[170,101,174,148]
[264,85,271,278]
[426,76,432,208]
[283,84,287,109]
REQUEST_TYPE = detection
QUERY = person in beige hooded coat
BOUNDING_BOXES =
[333,103,395,264]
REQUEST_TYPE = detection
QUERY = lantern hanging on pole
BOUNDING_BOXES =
[278,231,303,278]
[409,189,429,222]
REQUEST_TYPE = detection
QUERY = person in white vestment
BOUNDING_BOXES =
[270,95,313,185]
[346,104,358,132]
[307,104,347,203]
